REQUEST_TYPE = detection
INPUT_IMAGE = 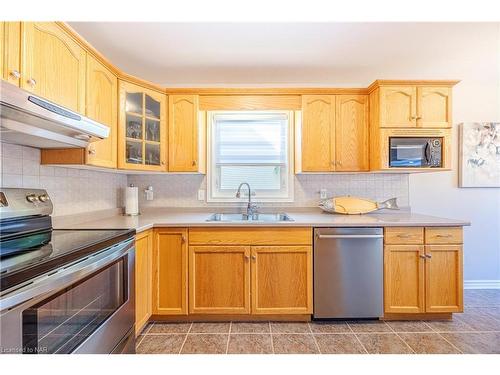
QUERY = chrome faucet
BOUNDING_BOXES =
[236,182,258,217]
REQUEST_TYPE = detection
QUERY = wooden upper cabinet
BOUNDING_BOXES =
[335,95,369,171]
[189,245,250,314]
[153,228,188,315]
[425,244,463,313]
[384,245,425,313]
[135,230,153,334]
[118,80,167,171]
[417,86,452,128]
[251,246,312,314]
[168,95,200,172]
[21,22,86,113]
[300,95,335,172]
[1,22,21,86]
[379,86,417,128]
[86,55,117,168]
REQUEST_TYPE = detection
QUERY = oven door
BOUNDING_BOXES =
[0,239,135,354]
[389,137,434,167]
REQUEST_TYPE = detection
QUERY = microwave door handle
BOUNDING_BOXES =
[424,141,431,165]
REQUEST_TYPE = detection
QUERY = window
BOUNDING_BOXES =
[207,111,294,202]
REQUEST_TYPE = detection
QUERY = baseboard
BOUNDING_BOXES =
[464,280,500,289]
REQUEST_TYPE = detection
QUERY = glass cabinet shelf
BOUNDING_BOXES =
[120,81,166,170]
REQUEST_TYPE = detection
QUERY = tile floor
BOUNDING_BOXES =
[136,289,500,354]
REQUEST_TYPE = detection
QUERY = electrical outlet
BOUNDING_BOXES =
[198,189,205,201]
[320,189,328,199]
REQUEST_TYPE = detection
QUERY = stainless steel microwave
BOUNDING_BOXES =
[389,137,443,168]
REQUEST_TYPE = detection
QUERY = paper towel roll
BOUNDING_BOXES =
[125,185,139,216]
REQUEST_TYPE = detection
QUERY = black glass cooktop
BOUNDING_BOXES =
[0,228,135,292]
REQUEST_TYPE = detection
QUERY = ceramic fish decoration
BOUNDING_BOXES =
[319,196,399,215]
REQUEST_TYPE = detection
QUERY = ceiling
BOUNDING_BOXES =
[69,22,500,87]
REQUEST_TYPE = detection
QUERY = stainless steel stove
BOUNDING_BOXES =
[0,188,136,354]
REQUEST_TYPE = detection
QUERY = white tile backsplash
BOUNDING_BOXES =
[0,142,128,217]
[128,173,409,208]
[1,141,409,216]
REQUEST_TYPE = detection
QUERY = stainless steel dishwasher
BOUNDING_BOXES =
[313,227,383,319]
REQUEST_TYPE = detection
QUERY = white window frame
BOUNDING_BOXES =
[206,110,295,203]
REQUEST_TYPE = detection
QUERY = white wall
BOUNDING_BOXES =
[409,26,500,284]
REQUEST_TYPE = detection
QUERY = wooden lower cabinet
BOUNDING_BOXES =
[384,245,425,313]
[153,228,188,315]
[189,246,251,314]
[425,245,463,312]
[135,230,152,334]
[383,226,463,316]
[251,246,312,314]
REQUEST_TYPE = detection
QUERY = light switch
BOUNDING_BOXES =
[198,189,205,201]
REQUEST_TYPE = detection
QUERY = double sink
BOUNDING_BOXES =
[206,213,294,223]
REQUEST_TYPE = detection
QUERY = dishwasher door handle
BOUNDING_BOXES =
[316,234,384,239]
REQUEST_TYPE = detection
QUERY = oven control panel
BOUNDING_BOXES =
[0,188,53,219]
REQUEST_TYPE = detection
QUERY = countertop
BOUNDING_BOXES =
[55,207,470,233]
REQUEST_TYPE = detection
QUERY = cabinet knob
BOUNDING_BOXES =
[251,255,256,260]
[181,236,186,243]
[244,255,250,260]
[192,160,197,166]
[337,161,342,166]
[27,78,37,88]
[410,116,416,120]
[10,70,21,79]
[419,255,426,259]
[161,161,165,166]
[88,149,96,155]
[416,116,422,120]
[425,254,432,259]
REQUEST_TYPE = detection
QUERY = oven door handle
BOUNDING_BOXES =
[0,238,134,311]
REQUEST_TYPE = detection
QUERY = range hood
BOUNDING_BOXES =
[0,80,109,148]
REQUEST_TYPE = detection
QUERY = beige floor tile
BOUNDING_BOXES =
[271,322,311,334]
[190,322,231,333]
[425,318,474,332]
[231,322,270,334]
[149,322,191,334]
[399,333,460,354]
[386,321,433,332]
[356,333,413,354]
[314,334,365,354]
[348,320,392,333]
[136,334,186,354]
[181,334,229,354]
[227,334,273,354]
[455,310,500,331]
[441,332,500,354]
[309,321,351,333]
[272,334,319,354]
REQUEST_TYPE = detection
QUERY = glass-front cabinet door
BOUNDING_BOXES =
[118,80,167,171]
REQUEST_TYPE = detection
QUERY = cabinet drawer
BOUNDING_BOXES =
[188,227,312,246]
[425,227,463,244]
[385,227,424,245]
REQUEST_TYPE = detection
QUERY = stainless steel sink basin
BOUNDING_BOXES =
[206,213,294,222]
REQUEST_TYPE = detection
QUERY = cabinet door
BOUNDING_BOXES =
[86,56,117,168]
[22,22,86,113]
[118,80,167,171]
[379,86,417,128]
[425,245,463,313]
[153,229,188,315]
[300,95,335,171]
[1,22,21,86]
[189,246,250,314]
[251,246,312,314]
[384,245,425,313]
[417,86,452,128]
[168,95,199,172]
[135,230,153,334]
[335,95,369,171]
